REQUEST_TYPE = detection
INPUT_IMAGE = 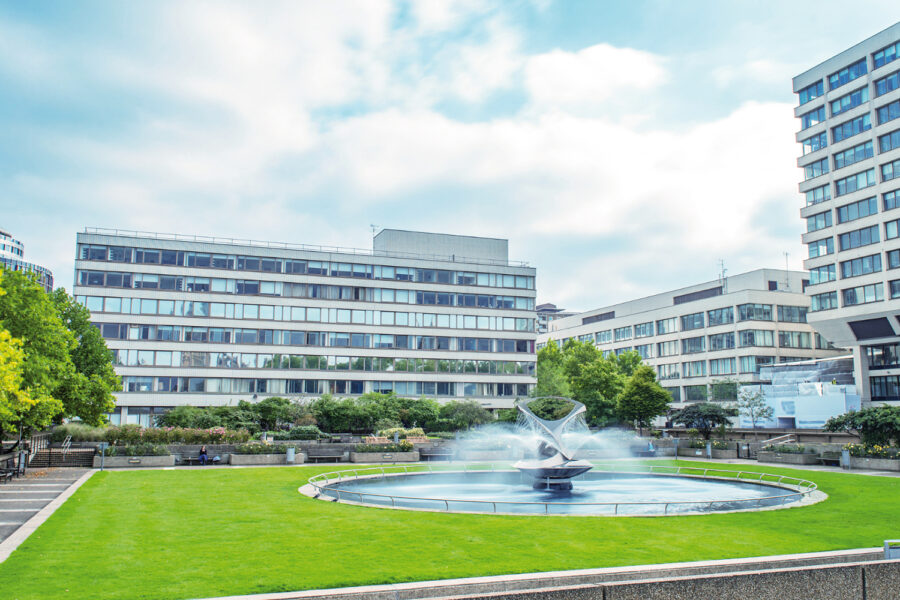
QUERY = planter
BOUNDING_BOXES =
[350,451,419,463]
[849,456,900,471]
[757,451,819,465]
[230,453,304,465]
[676,447,736,459]
[93,455,175,468]
[457,450,520,461]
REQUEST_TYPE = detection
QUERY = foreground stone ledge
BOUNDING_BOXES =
[756,451,820,465]
[92,455,175,468]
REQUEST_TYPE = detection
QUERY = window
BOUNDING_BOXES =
[737,303,772,321]
[810,291,838,312]
[886,218,900,240]
[882,159,900,183]
[874,41,900,69]
[680,312,704,331]
[634,322,653,338]
[634,344,652,359]
[889,250,900,270]
[832,114,871,143]
[866,343,900,369]
[798,80,824,105]
[875,70,900,97]
[834,168,876,197]
[837,196,877,223]
[708,332,734,351]
[833,141,873,170]
[804,157,829,180]
[777,305,808,323]
[843,283,883,306]
[739,330,774,347]
[808,237,833,258]
[681,336,705,354]
[839,224,879,250]
[709,358,736,376]
[684,385,708,401]
[656,317,677,334]
[707,307,734,326]
[657,363,680,380]
[801,132,828,155]
[809,264,836,285]
[614,326,632,341]
[889,279,900,299]
[657,340,679,357]
[779,331,811,349]
[880,129,900,154]
[828,58,867,90]
[878,99,900,125]
[682,361,706,378]
[799,105,826,130]
[805,184,831,207]
[871,376,900,402]
[740,355,775,374]
[830,86,869,116]
[886,189,900,212]
[806,210,832,232]
[596,330,612,344]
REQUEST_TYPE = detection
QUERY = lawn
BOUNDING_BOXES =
[1,462,898,600]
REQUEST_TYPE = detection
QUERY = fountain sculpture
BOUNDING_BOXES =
[513,397,593,490]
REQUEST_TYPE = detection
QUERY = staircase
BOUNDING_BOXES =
[28,448,95,468]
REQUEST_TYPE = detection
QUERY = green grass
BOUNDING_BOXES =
[0,462,898,600]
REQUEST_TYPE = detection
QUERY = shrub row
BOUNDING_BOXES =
[233,443,291,455]
[354,441,414,453]
[269,425,323,441]
[375,426,425,439]
[54,423,251,445]
[102,444,170,457]
[843,443,899,458]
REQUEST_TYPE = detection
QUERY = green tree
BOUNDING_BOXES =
[614,350,643,378]
[533,340,571,398]
[254,396,303,431]
[671,402,738,440]
[736,387,774,440]
[824,406,900,446]
[560,341,625,426]
[617,365,671,435]
[51,289,119,425]
[438,400,493,430]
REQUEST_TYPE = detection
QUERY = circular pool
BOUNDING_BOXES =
[303,466,821,516]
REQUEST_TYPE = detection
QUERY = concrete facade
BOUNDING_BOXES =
[537,269,844,409]
[794,22,900,405]
[73,228,536,425]
[0,227,53,292]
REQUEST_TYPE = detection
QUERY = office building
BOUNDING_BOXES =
[0,227,53,292]
[537,269,844,409]
[794,21,900,405]
[74,228,536,426]
[536,303,576,334]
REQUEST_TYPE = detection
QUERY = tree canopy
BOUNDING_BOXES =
[824,406,900,447]
[736,388,773,438]
[616,365,671,435]
[671,402,738,440]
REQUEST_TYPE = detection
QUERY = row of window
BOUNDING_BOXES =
[798,40,899,107]
[810,280,900,311]
[113,349,535,376]
[658,354,800,380]
[77,244,535,290]
[97,322,535,353]
[806,190,900,258]
[76,272,534,312]
[870,375,900,402]
[866,342,900,370]
[121,377,531,398]
[78,296,534,332]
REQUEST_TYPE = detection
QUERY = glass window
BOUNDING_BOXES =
[799,105,826,130]
[832,114,871,143]
[737,303,772,321]
[657,340,679,357]
[805,185,831,207]
[877,99,900,125]
[828,58,867,90]
[832,141,873,171]
[657,363,680,380]
[709,358,736,376]
[882,159,900,183]
[840,254,882,279]
[875,70,900,97]
[874,41,900,69]
[708,332,734,351]
[739,330,774,347]
[880,129,900,154]
[656,317,677,334]
[806,210,832,232]
[777,305,808,323]
[837,196,877,223]
[834,168,876,197]
[779,331,811,349]
[633,322,653,338]
[680,312,704,331]
[830,85,869,116]
[613,326,632,341]
[842,283,883,306]
[707,307,734,326]
[810,291,838,312]
[804,157,829,181]
[682,360,706,378]
[797,80,824,105]
[681,336,705,354]
[596,330,612,344]
[838,224,879,250]
[807,237,834,258]
[801,131,828,155]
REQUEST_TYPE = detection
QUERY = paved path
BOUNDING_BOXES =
[0,468,90,545]
[666,455,900,477]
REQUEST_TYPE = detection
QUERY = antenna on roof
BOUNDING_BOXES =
[784,252,791,291]
[718,259,727,294]
[370,224,378,238]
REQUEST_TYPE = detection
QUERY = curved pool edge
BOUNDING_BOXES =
[299,468,828,517]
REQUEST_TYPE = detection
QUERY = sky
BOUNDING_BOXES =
[2,1,900,311]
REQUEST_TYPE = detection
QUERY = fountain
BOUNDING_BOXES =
[513,397,593,490]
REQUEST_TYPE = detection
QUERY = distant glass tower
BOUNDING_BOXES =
[793,22,900,406]
[0,227,53,292]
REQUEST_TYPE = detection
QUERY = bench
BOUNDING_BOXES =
[306,447,346,463]
[179,454,221,466]
[419,447,454,461]
[0,469,14,483]
[820,451,842,467]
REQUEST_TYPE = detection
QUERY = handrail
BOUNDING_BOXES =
[760,434,796,446]
[82,227,530,268]
[61,435,72,458]
[306,464,818,515]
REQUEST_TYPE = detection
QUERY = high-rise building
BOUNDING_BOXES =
[794,21,900,406]
[0,227,53,292]
[74,228,536,426]
[536,303,576,334]
[537,269,844,409]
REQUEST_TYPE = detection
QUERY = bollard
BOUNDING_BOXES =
[841,449,851,470]
[706,441,712,459]
[884,540,900,560]
[285,447,296,463]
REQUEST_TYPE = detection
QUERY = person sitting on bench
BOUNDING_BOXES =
[199,445,209,465]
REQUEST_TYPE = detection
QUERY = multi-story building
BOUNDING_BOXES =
[73,228,536,426]
[0,227,53,292]
[537,269,844,409]
[536,303,576,334]
[794,21,900,406]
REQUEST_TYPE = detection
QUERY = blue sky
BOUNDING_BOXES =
[2,1,900,310]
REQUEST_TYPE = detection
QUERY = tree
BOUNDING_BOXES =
[617,365,671,436]
[561,340,625,427]
[528,396,576,421]
[613,350,643,378]
[51,289,119,425]
[671,402,738,440]
[533,340,571,398]
[824,406,900,446]
[708,378,740,402]
[736,388,773,439]
[438,400,493,430]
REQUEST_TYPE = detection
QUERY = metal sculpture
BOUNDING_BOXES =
[513,397,593,490]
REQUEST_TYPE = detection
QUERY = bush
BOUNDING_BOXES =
[233,443,290,455]
[103,444,169,456]
[354,441,414,453]
[271,426,322,441]
[688,440,730,449]
[762,444,808,454]
[375,426,425,439]
[51,423,107,442]
[102,425,251,445]
[843,443,899,458]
